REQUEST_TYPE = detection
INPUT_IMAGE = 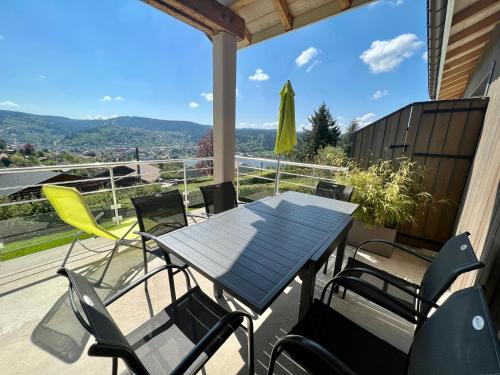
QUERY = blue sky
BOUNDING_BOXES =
[0,0,429,131]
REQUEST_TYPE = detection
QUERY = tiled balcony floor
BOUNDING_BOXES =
[0,211,430,375]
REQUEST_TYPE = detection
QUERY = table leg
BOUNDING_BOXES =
[298,262,316,319]
[213,284,223,298]
[333,234,348,276]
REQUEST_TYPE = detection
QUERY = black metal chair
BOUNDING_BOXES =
[340,232,483,327]
[268,284,500,375]
[199,181,240,215]
[58,266,254,375]
[315,181,354,202]
[315,181,354,273]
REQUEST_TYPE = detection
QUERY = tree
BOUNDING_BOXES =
[195,129,213,176]
[310,103,341,150]
[0,139,6,150]
[339,120,359,157]
[294,103,341,162]
[0,153,11,167]
[19,143,36,156]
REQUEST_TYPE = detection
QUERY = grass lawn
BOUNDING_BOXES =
[0,171,320,261]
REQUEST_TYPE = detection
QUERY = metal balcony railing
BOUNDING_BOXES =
[0,156,347,258]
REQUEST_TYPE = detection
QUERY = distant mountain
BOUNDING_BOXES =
[0,110,276,153]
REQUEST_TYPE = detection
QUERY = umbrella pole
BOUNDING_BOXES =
[274,155,281,195]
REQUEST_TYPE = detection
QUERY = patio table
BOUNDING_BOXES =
[157,191,358,317]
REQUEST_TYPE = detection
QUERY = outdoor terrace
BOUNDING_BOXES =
[0,156,433,374]
[0,210,427,375]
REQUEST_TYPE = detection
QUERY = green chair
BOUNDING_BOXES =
[42,184,140,285]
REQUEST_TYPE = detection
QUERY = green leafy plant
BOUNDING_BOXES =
[336,158,433,228]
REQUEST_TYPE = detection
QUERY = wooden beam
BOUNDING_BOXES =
[440,81,468,95]
[244,26,252,45]
[440,75,470,91]
[271,0,293,31]
[143,0,245,40]
[442,67,473,85]
[446,32,491,59]
[448,11,500,45]
[442,59,479,78]
[339,0,354,10]
[440,87,466,98]
[443,47,484,71]
[230,0,254,12]
[452,0,498,25]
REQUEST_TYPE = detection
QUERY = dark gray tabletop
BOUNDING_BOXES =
[157,191,358,314]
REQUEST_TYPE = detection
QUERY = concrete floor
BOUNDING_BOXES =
[0,211,430,375]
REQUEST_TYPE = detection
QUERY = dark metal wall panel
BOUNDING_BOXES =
[351,98,489,250]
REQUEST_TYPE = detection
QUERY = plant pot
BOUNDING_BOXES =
[347,220,396,258]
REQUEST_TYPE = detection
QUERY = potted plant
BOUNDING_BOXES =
[336,159,432,257]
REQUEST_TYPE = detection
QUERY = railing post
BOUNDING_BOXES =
[109,167,122,225]
[236,159,240,201]
[183,161,189,212]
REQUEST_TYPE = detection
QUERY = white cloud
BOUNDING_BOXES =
[84,114,118,120]
[368,1,380,7]
[372,89,389,100]
[356,113,377,127]
[237,121,278,129]
[0,100,19,107]
[369,0,404,7]
[236,88,241,97]
[422,51,428,62]
[37,74,46,79]
[249,69,269,81]
[306,60,322,73]
[189,102,199,109]
[389,0,404,6]
[360,33,424,73]
[201,92,213,101]
[0,34,4,40]
[299,123,312,131]
[296,47,318,67]
[101,95,124,102]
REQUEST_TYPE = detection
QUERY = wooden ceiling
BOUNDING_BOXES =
[438,0,500,99]
[143,0,374,49]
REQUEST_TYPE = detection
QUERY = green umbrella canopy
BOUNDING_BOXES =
[274,80,297,155]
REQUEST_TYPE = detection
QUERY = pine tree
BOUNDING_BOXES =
[339,120,359,157]
[295,103,341,161]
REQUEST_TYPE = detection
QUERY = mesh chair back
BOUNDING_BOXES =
[315,181,354,202]
[131,190,188,236]
[419,232,483,316]
[199,181,237,215]
[42,184,117,240]
[57,268,147,374]
[408,286,500,374]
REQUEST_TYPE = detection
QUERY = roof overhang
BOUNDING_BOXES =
[427,0,500,99]
[143,0,376,49]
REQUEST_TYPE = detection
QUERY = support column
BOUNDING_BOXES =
[213,31,237,183]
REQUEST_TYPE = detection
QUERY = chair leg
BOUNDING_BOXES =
[143,248,149,291]
[322,258,329,274]
[246,316,255,375]
[112,357,118,375]
[61,231,82,268]
[96,242,120,287]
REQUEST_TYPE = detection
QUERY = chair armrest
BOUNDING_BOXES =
[173,310,255,375]
[103,265,191,306]
[320,274,429,323]
[337,267,439,309]
[353,239,433,263]
[268,335,356,375]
